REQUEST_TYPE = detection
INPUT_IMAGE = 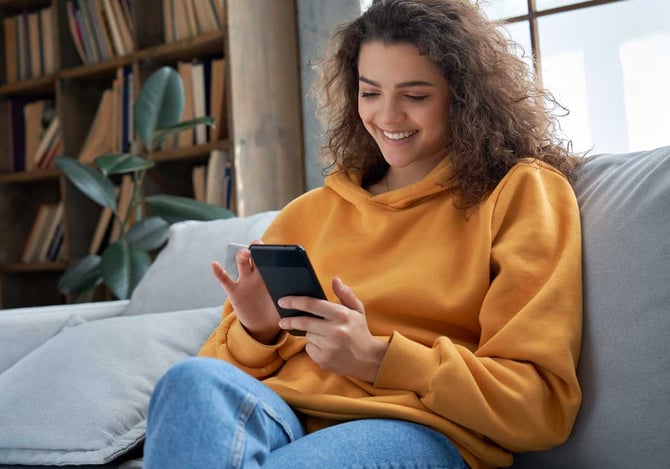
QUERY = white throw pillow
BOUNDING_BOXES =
[124,211,278,316]
[0,306,220,465]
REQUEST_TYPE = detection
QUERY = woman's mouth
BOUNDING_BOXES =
[382,130,418,141]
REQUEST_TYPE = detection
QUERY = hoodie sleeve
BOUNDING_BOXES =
[198,208,310,377]
[374,163,583,452]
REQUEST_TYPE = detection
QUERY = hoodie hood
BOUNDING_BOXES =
[324,156,454,210]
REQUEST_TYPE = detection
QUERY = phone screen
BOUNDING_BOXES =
[249,244,326,335]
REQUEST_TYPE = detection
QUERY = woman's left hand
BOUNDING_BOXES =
[277,277,389,383]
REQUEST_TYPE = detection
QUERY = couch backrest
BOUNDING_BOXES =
[513,145,670,468]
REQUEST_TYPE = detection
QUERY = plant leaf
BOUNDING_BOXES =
[151,116,216,149]
[146,194,235,224]
[134,66,185,150]
[123,216,170,251]
[95,153,155,177]
[100,241,152,300]
[53,156,117,209]
[57,255,103,295]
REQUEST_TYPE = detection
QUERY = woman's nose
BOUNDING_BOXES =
[379,98,404,124]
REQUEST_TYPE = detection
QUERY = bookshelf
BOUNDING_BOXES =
[0,0,305,309]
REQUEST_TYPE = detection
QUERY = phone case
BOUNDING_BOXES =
[249,244,326,335]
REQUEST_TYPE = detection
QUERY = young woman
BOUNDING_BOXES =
[144,1,583,467]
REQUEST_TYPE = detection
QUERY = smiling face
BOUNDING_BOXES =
[357,41,451,187]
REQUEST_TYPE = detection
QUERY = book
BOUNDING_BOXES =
[66,0,88,63]
[172,0,191,41]
[177,61,195,147]
[102,0,126,56]
[46,222,65,261]
[119,0,136,45]
[75,0,101,62]
[183,0,198,37]
[28,11,43,78]
[23,100,46,172]
[78,89,115,163]
[162,0,174,43]
[40,7,56,75]
[9,99,26,172]
[21,204,52,263]
[191,60,207,145]
[210,0,225,29]
[89,187,119,255]
[205,149,231,207]
[16,11,30,81]
[192,165,206,202]
[109,175,134,243]
[89,0,114,60]
[37,201,64,262]
[209,57,226,141]
[3,16,18,83]
[192,0,219,33]
[34,116,61,168]
[109,0,134,54]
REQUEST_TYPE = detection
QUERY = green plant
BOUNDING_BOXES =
[55,66,234,300]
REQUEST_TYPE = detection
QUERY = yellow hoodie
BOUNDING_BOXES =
[199,157,583,468]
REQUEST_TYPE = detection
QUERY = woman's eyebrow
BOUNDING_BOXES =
[359,75,435,88]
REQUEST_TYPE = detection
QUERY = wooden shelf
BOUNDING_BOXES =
[2,261,67,273]
[135,30,226,62]
[60,57,134,80]
[0,0,305,309]
[0,169,60,184]
[0,74,56,96]
[150,139,231,163]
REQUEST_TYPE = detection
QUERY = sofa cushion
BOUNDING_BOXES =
[0,300,129,375]
[0,306,220,466]
[513,146,670,468]
[124,210,279,316]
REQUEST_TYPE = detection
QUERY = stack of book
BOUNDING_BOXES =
[66,0,136,65]
[163,0,225,43]
[3,6,56,83]
[192,149,234,209]
[21,202,65,264]
[0,99,61,174]
[165,57,226,149]
[78,67,134,163]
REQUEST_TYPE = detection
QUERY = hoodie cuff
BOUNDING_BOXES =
[374,332,438,396]
[228,318,288,368]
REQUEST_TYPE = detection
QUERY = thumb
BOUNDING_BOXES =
[332,277,365,314]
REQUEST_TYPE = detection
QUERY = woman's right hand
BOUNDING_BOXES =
[211,241,281,344]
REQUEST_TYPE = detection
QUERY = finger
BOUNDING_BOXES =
[332,277,365,314]
[278,296,332,320]
[278,315,326,336]
[235,247,254,276]
[211,261,235,289]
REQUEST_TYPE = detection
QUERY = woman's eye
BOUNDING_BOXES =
[360,91,379,99]
[407,95,428,102]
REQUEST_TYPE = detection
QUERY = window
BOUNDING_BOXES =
[359,0,670,155]
[478,0,670,155]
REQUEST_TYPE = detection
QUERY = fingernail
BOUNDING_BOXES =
[278,298,287,307]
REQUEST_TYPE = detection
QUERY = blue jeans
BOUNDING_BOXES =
[144,357,467,469]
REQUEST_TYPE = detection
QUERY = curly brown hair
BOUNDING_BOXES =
[313,0,581,208]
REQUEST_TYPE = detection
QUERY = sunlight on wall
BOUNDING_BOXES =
[620,33,670,152]
[541,51,593,153]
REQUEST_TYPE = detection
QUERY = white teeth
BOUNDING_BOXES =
[383,130,417,140]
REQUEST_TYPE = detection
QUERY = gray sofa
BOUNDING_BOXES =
[0,146,668,468]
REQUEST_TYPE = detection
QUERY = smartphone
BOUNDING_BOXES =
[249,244,326,335]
